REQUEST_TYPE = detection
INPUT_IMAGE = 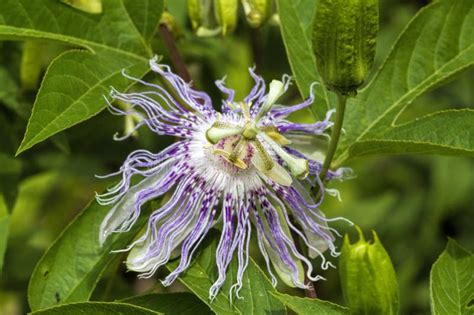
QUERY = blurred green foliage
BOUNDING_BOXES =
[0,0,472,314]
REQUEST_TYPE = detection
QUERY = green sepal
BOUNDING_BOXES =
[242,0,272,28]
[339,226,399,315]
[214,0,238,35]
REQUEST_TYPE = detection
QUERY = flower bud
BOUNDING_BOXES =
[241,0,272,28]
[187,0,220,37]
[187,0,238,36]
[312,0,378,96]
[214,0,238,35]
[60,0,102,14]
[339,227,399,315]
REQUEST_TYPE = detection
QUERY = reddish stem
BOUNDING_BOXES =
[158,24,191,82]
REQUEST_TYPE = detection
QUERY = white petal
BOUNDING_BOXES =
[99,166,171,245]
[126,206,201,273]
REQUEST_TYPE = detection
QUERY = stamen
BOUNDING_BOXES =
[251,140,293,186]
[260,133,309,179]
[252,139,273,170]
[206,123,244,144]
[256,80,285,120]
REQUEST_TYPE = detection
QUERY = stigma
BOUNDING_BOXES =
[204,96,309,186]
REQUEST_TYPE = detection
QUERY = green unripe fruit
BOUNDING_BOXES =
[313,0,378,96]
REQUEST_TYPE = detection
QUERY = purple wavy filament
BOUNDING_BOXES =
[96,57,352,301]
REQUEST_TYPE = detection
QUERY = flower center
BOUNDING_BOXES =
[204,101,309,181]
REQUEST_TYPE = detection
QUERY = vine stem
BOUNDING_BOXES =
[158,24,191,83]
[319,93,347,182]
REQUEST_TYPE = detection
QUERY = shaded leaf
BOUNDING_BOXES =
[0,0,150,56]
[122,292,212,315]
[166,230,286,315]
[0,0,164,154]
[28,200,152,311]
[430,239,474,315]
[0,153,22,211]
[30,301,161,315]
[0,196,9,274]
[17,50,149,155]
[0,67,22,116]
[272,292,350,315]
[348,109,474,157]
[276,0,332,120]
[123,0,165,43]
[337,0,474,162]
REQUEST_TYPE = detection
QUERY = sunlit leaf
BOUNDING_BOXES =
[337,0,474,163]
[30,301,160,314]
[430,239,474,315]
[347,109,474,158]
[272,292,350,315]
[123,0,165,43]
[122,292,212,314]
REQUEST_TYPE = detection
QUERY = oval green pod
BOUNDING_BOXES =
[214,0,238,35]
[312,0,378,96]
[339,227,399,315]
[187,0,221,37]
[241,0,272,28]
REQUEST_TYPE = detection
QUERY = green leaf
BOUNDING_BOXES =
[276,0,333,120]
[0,196,9,274]
[430,239,474,315]
[0,0,164,154]
[28,200,152,311]
[166,230,286,315]
[122,292,212,315]
[272,292,350,315]
[348,109,474,157]
[30,302,161,315]
[17,49,149,155]
[338,0,474,162]
[0,153,22,211]
[339,228,399,315]
[0,67,23,116]
[123,0,165,43]
[0,0,150,56]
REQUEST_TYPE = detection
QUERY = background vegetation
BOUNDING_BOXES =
[0,0,472,314]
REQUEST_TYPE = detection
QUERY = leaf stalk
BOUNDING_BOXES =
[319,93,347,181]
